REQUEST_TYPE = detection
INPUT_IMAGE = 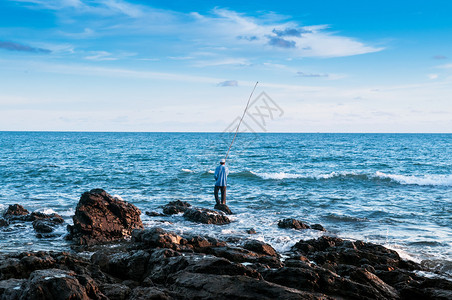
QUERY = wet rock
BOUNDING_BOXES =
[183,208,230,225]
[32,220,55,233]
[278,218,311,230]
[0,218,8,227]
[3,204,29,217]
[214,203,233,214]
[162,200,191,215]
[67,189,143,245]
[247,228,257,234]
[310,224,326,232]
[145,211,166,217]
[243,240,279,258]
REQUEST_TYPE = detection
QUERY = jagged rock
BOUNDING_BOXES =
[3,204,29,217]
[129,286,172,300]
[145,211,166,217]
[292,236,404,269]
[67,189,143,245]
[243,240,279,258]
[214,203,233,214]
[183,208,230,225]
[278,218,311,230]
[0,218,8,227]
[131,228,184,250]
[162,200,191,215]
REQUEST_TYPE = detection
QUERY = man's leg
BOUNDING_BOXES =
[220,186,226,204]
[214,185,220,205]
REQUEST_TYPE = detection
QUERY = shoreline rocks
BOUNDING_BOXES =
[1,227,451,299]
[183,207,231,225]
[278,218,326,232]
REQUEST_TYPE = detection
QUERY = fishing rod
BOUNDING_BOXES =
[224,81,259,161]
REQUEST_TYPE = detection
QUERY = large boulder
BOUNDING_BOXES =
[67,189,143,245]
[183,208,230,225]
[214,203,233,215]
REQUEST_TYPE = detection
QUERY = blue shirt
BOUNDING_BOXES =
[214,164,229,186]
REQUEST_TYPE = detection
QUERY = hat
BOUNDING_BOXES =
[220,159,226,163]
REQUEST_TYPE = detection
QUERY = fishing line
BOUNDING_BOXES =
[225,81,259,161]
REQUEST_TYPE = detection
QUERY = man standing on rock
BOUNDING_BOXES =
[214,159,229,205]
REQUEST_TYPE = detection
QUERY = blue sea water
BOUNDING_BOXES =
[0,132,451,274]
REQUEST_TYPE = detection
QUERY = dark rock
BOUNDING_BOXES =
[3,204,29,217]
[145,211,166,217]
[100,283,131,300]
[32,220,55,233]
[247,228,257,234]
[131,228,184,250]
[170,271,329,300]
[183,207,230,225]
[162,200,191,215]
[310,224,326,231]
[0,278,26,299]
[0,218,8,227]
[214,203,233,214]
[243,240,279,257]
[278,218,311,230]
[20,268,106,300]
[67,189,143,245]
[129,286,172,300]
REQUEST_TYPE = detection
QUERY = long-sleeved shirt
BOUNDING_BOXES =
[214,164,229,186]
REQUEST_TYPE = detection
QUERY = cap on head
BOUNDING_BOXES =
[220,159,226,164]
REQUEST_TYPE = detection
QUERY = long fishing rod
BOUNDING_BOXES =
[224,81,259,161]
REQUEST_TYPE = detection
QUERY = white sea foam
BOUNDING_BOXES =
[207,170,214,174]
[37,208,56,215]
[250,170,359,180]
[375,171,452,186]
[250,171,304,180]
[59,208,74,217]
[181,168,194,173]
[113,195,124,201]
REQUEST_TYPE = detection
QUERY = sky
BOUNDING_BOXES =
[0,0,451,132]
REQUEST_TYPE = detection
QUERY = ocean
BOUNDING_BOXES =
[0,132,451,275]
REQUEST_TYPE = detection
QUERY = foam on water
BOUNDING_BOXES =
[375,171,452,186]
[181,168,194,173]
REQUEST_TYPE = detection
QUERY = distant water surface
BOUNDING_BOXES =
[0,132,451,274]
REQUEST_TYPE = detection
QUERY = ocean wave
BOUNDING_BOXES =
[375,172,452,186]
[181,168,194,173]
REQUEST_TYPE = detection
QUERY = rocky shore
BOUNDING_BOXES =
[1,189,451,299]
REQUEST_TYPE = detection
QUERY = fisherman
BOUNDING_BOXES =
[214,159,229,205]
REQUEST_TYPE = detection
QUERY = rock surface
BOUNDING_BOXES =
[67,189,143,245]
[1,227,451,300]
[214,203,233,215]
[162,200,191,215]
[3,204,29,217]
[278,218,326,231]
[183,207,231,225]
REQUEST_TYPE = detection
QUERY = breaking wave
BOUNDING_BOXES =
[242,170,452,186]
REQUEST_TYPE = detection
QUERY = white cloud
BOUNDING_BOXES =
[428,74,438,80]
[84,51,117,61]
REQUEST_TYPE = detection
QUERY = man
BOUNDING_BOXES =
[214,159,229,205]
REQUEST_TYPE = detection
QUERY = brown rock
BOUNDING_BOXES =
[67,189,143,245]
[183,208,230,225]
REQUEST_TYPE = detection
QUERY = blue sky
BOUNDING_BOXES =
[0,0,451,132]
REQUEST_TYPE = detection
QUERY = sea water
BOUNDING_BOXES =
[0,132,451,274]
